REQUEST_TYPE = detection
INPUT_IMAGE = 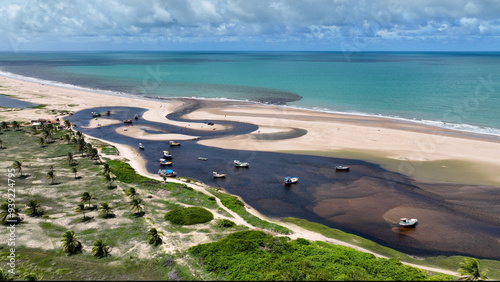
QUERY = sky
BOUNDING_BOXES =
[1,0,500,52]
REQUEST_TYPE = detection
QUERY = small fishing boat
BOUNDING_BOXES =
[399,218,418,227]
[91,111,101,117]
[159,159,172,166]
[335,165,350,171]
[163,150,172,158]
[234,160,249,167]
[123,119,133,124]
[213,171,226,178]
[134,114,139,120]
[169,141,181,146]
[198,157,208,161]
[283,176,299,184]
[139,143,144,150]
[158,169,176,177]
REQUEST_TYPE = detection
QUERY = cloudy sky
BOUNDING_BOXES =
[1,0,499,51]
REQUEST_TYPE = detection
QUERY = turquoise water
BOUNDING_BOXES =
[1,51,499,136]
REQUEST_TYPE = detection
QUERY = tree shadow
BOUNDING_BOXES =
[49,182,60,185]
[75,176,82,180]
[132,212,145,218]
[99,213,116,219]
[19,174,30,179]
[80,216,94,223]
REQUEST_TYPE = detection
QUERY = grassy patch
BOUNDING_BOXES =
[165,207,214,225]
[30,104,47,109]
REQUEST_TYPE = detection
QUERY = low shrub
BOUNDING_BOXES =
[164,207,213,225]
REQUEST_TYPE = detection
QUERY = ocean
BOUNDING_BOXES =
[1,51,499,136]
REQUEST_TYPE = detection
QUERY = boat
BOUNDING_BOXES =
[335,165,350,171]
[283,176,299,184]
[159,159,172,166]
[134,114,139,120]
[139,143,144,150]
[169,141,181,146]
[163,150,172,158]
[123,119,133,124]
[234,160,249,167]
[399,218,418,227]
[91,111,101,117]
[213,171,226,178]
[158,169,177,177]
[198,157,208,161]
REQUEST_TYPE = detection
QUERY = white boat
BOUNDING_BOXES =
[169,141,181,146]
[198,157,208,161]
[335,165,350,171]
[399,218,418,227]
[139,143,144,150]
[159,159,172,166]
[213,171,226,178]
[163,150,172,158]
[284,176,299,184]
[158,169,176,177]
[234,160,249,167]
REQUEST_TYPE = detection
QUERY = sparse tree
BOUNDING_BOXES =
[75,203,86,219]
[0,121,7,130]
[11,121,19,130]
[458,258,488,281]
[67,152,74,165]
[12,160,23,177]
[38,137,45,147]
[72,167,78,179]
[42,129,52,142]
[60,230,82,255]
[147,228,163,246]
[46,170,55,184]
[64,133,71,144]
[64,119,71,129]
[130,199,143,215]
[99,202,113,218]
[92,239,111,258]
[102,163,111,175]
[25,199,43,217]
[126,187,137,200]
[80,192,96,209]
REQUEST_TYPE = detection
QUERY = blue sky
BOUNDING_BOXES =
[1,0,499,51]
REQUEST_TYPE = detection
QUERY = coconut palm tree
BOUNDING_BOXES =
[60,230,82,255]
[458,258,488,281]
[99,202,113,218]
[0,138,3,149]
[12,160,23,177]
[46,170,55,184]
[130,199,143,215]
[64,119,71,129]
[0,121,7,130]
[38,137,45,147]
[92,239,111,258]
[67,152,74,165]
[75,203,86,219]
[77,139,86,156]
[11,121,19,131]
[72,167,78,179]
[42,129,52,142]
[147,228,163,246]
[1,201,22,224]
[80,192,96,209]
[126,187,137,200]
[102,163,111,175]
[64,133,71,144]
[89,148,99,161]
[25,199,43,217]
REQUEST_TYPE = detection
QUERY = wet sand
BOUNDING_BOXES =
[67,103,500,260]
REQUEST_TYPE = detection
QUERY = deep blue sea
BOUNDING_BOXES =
[1,51,499,136]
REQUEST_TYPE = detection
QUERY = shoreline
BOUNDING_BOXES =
[2,74,500,187]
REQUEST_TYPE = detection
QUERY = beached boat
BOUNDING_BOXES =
[213,171,226,178]
[163,150,172,158]
[139,143,144,150]
[91,111,101,117]
[234,160,249,167]
[284,176,299,184]
[198,157,208,161]
[169,141,181,146]
[399,218,418,227]
[134,114,139,120]
[158,169,176,177]
[335,165,350,171]
[159,159,172,166]
[123,119,133,124]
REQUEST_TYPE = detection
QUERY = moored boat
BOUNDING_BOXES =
[234,160,249,167]
[159,159,172,166]
[213,171,226,178]
[399,218,418,227]
[91,111,101,117]
[163,150,172,158]
[139,143,144,150]
[158,169,176,177]
[169,141,181,146]
[123,119,133,124]
[284,176,299,184]
[134,114,139,120]
[198,157,208,161]
[335,165,350,171]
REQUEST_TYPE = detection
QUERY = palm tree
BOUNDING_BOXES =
[147,228,163,246]
[12,160,23,177]
[38,137,45,147]
[11,121,19,130]
[46,170,55,184]
[75,203,86,219]
[25,199,43,217]
[42,129,52,142]
[130,199,143,215]
[72,167,78,179]
[0,121,7,130]
[77,138,86,156]
[99,202,113,218]
[80,192,96,209]
[92,239,111,258]
[458,258,488,281]
[31,125,39,135]
[102,163,111,175]
[67,152,74,165]
[60,230,83,255]
[64,119,71,129]
[89,148,99,160]
[0,138,3,149]
[126,187,137,200]
[64,133,71,144]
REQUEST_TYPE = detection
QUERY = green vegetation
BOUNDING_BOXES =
[209,188,292,234]
[30,104,47,109]
[106,160,161,186]
[189,230,452,281]
[164,207,214,225]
